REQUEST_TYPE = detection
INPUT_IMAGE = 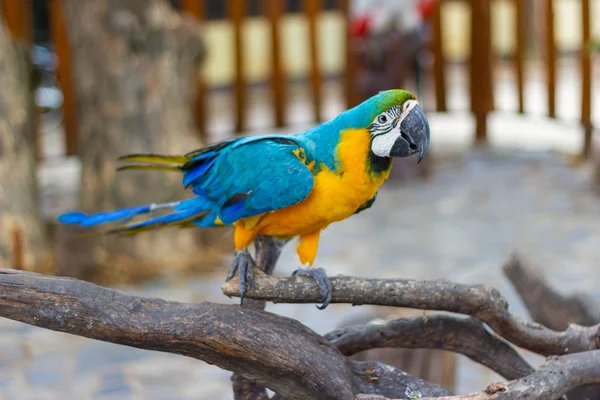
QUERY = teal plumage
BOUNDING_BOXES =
[183,136,314,225]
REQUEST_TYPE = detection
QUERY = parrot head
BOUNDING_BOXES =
[357,89,431,163]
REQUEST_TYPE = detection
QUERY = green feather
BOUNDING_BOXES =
[118,154,189,166]
[117,165,181,172]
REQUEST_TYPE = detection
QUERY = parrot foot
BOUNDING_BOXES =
[227,248,256,305]
[293,267,332,310]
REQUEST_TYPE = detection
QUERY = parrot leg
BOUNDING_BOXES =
[226,248,256,305]
[293,266,332,310]
[293,230,332,309]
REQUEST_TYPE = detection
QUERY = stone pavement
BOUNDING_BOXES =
[3,146,600,399]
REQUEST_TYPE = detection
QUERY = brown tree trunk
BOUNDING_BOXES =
[0,16,50,272]
[58,0,210,281]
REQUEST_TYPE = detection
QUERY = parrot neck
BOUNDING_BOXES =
[368,152,393,175]
[297,118,393,178]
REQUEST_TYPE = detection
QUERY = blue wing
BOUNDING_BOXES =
[183,135,314,225]
[58,135,315,233]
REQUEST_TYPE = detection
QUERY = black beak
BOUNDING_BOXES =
[390,105,430,163]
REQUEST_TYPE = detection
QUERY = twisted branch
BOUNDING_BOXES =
[3,255,600,399]
[503,254,600,330]
[326,314,534,380]
[357,350,600,400]
[503,253,600,400]
[0,268,451,400]
[222,269,600,356]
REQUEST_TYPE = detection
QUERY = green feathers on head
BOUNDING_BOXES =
[371,89,416,114]
[338,89,416,129]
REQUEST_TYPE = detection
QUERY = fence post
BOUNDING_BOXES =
[581,0,592,159]
[50,0,77,156]
[1,0,32,41]
[545,0,556,118]
[181,0,208,141]
[267,0,285,127]
[514,0,526,114]
[469,0,493,144]
[306,0,322,122]
[338,0,357,109]
[226,0,246,133]
[432,0,446,112]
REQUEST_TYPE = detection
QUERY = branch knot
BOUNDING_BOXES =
[485,382,507,394]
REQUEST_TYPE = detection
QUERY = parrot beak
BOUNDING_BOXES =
[390,104,430,163]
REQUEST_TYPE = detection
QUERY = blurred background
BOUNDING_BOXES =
[1,0,600,398]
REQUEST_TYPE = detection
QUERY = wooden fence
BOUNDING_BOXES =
[0,0,596,158]
[469,0,593,156]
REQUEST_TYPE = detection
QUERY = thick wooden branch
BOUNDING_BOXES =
[326,314,534,380]
[503,253,600,330]
[357,350,600,400]
[221,269,600,356]
[0,269,451,400]
[231,235,289,400]
[503,253,600,400]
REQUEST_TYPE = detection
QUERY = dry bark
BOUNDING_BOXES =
[221,270,600,356]
[231,236,288,400]
[58,0,208,279]
[357,350,600,400]
[327,314,534,380]
[234,238,458,397]
[503,254,600,400]
[2,264,600,399]
[0,268,452,400]
[503,254,600,330]
[0,14,50,272]
[341,310,457,392]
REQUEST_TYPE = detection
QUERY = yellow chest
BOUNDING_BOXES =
[251,129,391,237]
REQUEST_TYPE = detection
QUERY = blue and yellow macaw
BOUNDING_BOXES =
[59,89,430,308]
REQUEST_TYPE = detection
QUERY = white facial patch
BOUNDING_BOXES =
[370,100,418,157]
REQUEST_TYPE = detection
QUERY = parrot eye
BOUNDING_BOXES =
[377,115,388,124]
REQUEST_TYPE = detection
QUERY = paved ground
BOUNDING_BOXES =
[4,144,600,399]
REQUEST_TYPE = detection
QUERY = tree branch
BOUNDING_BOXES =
[357,350,600,400]
[326,314,534,380]
[0,268,451,400]
[503,253,600,330]
[221,269,600,356]
[503,253,600,400]
[231,235,289,400]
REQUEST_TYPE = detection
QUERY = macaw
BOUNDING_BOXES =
[59,89,430,308]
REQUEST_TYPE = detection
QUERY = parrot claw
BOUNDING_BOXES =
[293,267,332,310]
[227,248,256,305]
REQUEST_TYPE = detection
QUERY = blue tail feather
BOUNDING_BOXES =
[116,207,201,231]
[174,196,212,211]
[59,205,154,226]
[58,198,215,234]
[58,211,90,225]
